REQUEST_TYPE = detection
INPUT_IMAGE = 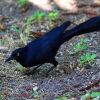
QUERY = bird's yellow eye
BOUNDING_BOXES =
[17,53,19,56]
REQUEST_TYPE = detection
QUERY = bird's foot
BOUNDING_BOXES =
[24,71,33,76]
[44,71,50,77]
[24,68,41,76]
[23,68,31,75]
[45,64,61,77]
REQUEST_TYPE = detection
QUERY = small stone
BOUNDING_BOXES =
[33,86,38,91]
[96,59,100,66]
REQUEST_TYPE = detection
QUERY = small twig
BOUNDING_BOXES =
[90,4,100,7]
[78,79,100,92]
[78,3,100,8]
[68,85,81,94]
[73,83,81,88]
[77,4,88,8]
[83,10,100,16]
[62,12,78,16]
[62,85,81,95]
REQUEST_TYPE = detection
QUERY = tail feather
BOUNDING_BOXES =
[44,21,71,39]
[61,16,100,43]
[59,21,71,33]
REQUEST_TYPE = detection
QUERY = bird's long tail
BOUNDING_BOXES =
[61,16,100,44]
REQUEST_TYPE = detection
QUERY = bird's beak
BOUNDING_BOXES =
[5,56,15,63]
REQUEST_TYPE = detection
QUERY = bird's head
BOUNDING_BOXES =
[5,48,22,63]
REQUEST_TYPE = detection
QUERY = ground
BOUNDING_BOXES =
[0,0,100,100]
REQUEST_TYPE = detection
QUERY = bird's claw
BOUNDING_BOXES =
[24,71,33,76]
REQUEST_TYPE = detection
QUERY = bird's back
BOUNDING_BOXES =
[22,21,71,67]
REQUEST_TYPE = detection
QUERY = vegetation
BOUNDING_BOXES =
[11,24,28,45]
[0,39,7,46]
[26,10,59,23]
[25,10,59,36]
[79,53,96,65]
[73,38,88,53]
[26,10,59,22]
[56,92,72,100]
[80,92,100,100]
[27,11,46,22]
[0,95,4,100]
[17,63,25,72]
[25,11,46,34]
[17,0,27,7]
[48,10,59,21]
[69,38,97,68]
[56,91,100,100]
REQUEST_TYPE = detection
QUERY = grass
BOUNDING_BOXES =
[79,53,96,66]
[67,38,97,68]
[10,24,28,45]
[17,0,27,8]
[80,92,100,100]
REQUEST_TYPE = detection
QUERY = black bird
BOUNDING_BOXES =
[5,21,71,76]
[5,16,100,76]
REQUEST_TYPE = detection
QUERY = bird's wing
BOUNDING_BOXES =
[40,21,71,47]
[27,21,71,48]
[25,21,71,63]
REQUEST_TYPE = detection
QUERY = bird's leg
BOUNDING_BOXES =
[45,60,59,77]
[25,64,42,75]
[45,66,56,77]
[32,64,42,72]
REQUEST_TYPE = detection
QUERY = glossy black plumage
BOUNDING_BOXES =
[6,21,71,76]
[6,16,100,76]
[61,16,100,44]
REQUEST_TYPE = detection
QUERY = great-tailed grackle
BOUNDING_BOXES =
[5,21,71,76]
[5,16,100,76]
